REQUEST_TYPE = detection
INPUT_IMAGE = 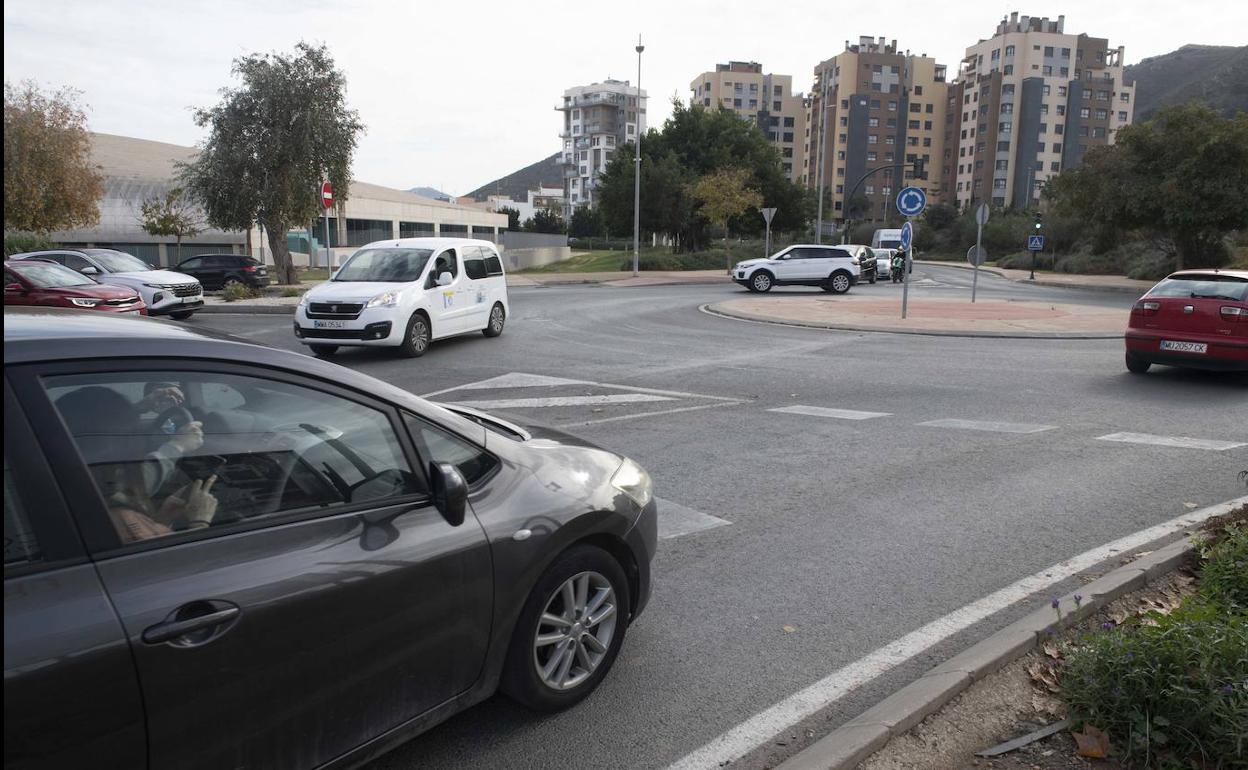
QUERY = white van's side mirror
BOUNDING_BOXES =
[436,272,453,287]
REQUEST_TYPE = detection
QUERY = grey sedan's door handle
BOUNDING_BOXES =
[142,604,240,645]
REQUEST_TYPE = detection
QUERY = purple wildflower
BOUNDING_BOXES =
[1100,622,1114,631]
[1222,684,1236,694]
[1051,597,1061,610]
[1074,594,1083,607]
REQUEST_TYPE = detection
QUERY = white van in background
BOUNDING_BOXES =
[293,238,508,358]
[872,229,903,250]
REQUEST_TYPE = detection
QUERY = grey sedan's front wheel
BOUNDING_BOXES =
[501,544,630,712]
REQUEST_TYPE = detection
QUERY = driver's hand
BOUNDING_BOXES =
[160,475,219,528]
[166,421,204,455]
[138,386,185,414]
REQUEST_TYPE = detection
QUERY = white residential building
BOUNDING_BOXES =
[558,79,647,215]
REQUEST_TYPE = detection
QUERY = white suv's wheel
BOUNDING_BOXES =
[827,271,852,294]
[750,271,774,293]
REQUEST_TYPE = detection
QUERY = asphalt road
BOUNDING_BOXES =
[194,264,1247,770]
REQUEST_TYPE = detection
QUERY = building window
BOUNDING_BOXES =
[866,153,877,162]
[837,150,846,160]
[1039,123,1047,133]
[924,121,933,130]
[868,117,879,127]
[1050,162,1060,172]
[840,116,848,126]
[1079,107,1090,119]
[1042,65,1052,76]
[888,101,898,111]
[839,133,848,143]
[887,118,897,128]
[1004,45,1015,57]
[1117,110,1128,121]
[914,86,923,96]
[783,147,793,157]
[748,99,758,109]
[865,184,875,195]
[1097,91,1110,101]
[997,140,1010,151]
[1056,105,1065,116]
[1120,92,1131,102]
[733,99,742,107]
[1061,47,1071,58]
[910,103,921,113]
[885,136,896,145]
[784,116,795,127]
[783,132,793,142]
[926,104,934,113]
[922,137,931,147]
[908,120,920,129]
[1095,109,1108,120]
[1003,65,1014,75]
[1092,127,1107,138]
[871,99,881,109]
[991,49,1001,61]
[841,99,849,109]
[1055,125,1064,135]
[867,134,878,144]
[998,121,1012,133]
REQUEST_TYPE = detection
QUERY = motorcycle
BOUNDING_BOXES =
[890,255,906,283]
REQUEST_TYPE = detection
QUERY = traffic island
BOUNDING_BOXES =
[703,295,1128,339]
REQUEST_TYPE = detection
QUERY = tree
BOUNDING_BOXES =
[138,187,205,263]
[1045,104,1248,270]
[568,205,605,239]
[522,208,565,234]
[498,206,521,230]
[180,42,364,284]
[3,81,104,233]
[691,167,762,273]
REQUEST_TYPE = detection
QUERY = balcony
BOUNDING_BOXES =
[574,138,591,150]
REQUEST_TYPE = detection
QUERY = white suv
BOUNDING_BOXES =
[733,245,861,294]
[294,237,509,358]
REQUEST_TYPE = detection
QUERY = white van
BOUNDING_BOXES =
[294,237,508,358]
[872,229,902,250]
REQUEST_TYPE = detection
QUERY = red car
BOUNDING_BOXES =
[4,259,147,314]
[1125,269,1248,373]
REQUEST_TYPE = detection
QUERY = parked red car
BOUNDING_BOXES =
[4,259,147,314]
[1125,269,1248,373]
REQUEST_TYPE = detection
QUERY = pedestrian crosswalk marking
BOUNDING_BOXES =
[1096,432,1246,452]
[917,418,1057,434]
[769,405,891,420]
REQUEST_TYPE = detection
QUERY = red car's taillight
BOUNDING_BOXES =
[1131,300,1160,317]
[1221,306,1245,322]
[242,265,257,272]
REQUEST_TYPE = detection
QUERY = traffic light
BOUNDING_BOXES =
[1034,212,1043,230]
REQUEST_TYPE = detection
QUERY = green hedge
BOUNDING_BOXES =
[4,232,56,257]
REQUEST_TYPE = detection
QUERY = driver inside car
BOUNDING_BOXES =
[54,384,220,543]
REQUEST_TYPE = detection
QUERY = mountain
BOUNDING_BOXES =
[407,186,452,201]
[1125,44,1248,120]
[466,152,563,202]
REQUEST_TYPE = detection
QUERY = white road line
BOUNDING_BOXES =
[917,418,1057,434]
[423,372,590,397]
[657,498,732,539]
[559,401,741,427]
[769,405,892,421]
[1096,432,1247,452]
[448,393,674,410]
[665,494,1248,770]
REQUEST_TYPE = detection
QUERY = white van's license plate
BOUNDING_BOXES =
[314,320,346,329]
[1160,340,1207,354]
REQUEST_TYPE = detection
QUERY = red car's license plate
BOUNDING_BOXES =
[1160,340,1207,354]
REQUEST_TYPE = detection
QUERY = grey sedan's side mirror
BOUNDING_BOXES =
[430,462,467,526]
[80,266,100,275]
[436,272,454,287]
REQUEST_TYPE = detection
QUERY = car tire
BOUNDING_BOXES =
[482,303,505,337]
[501,544,630,713]
[826,271,852,294]
[169,311,194,320]
[309,344,338,358]
[750,271,774,293]
[1125,353,1151,374]
[223,277,242,289]
[398,312,431,358]
[867,271,877,284]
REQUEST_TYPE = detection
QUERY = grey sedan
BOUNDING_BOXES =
[3,307,656,770]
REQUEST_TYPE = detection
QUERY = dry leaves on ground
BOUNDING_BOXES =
[1071,725,1111,758]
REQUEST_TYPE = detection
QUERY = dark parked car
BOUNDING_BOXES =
[3,308,656,770]
[176,253,270,290]
[4,259,147,314]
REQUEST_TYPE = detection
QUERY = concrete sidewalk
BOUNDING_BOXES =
[706,294,1128,338]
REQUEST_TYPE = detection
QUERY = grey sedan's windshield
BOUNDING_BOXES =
[334,249,434,283]
[87,250,152,273]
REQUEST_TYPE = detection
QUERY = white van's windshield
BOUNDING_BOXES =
[334,248,434,282]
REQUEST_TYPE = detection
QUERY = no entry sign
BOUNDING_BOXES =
[321,182,334,210]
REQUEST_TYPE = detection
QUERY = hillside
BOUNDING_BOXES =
[407,186,452,201]
[1125,44,1248,120]
[466,152,563,202]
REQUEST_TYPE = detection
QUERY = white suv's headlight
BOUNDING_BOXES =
[610,457,653,509]
[69,297,102,307]
[365,290,400,308]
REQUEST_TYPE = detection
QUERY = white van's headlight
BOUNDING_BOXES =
[365,290,400,308]
[298,293,310,307]
[610,458,653,509]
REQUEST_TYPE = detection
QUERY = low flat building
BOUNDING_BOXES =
[50,133,506,268]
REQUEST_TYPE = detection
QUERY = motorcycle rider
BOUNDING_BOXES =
[890,247,906,283]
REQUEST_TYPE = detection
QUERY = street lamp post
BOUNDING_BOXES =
[632,35,644,277]
[813,76,828,244]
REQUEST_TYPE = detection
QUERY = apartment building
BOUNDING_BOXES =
[805,37,950,224]
[948,12,1135,210]
[690,61,807,182]
[557,79,647,214]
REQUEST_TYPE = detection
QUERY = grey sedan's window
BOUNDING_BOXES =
[4,457,42,565]
[404,414,498,485]
[44,372,425,547]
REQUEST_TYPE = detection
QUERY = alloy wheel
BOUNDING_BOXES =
[752,273,771,292]
[533,571,618,691]
[410,318,429,352]
[832,274,850,292]
[490,305,504,333]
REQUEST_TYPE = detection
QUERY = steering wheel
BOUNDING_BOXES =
[154,405,196,435]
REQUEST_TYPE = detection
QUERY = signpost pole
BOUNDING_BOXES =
[761,207,777,259]
[901,216,912,319]
[972,202,989,304]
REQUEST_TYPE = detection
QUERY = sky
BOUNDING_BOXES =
[4,1,1246,197]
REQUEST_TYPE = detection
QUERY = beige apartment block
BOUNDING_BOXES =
[690,61,807,183]
[805,38,950,225]
[947,12,1135,210]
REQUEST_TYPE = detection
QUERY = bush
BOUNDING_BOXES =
[279,287,304,298]
[624,252,724,271]
[1199,522,1248,610]
[4,232,56,257]
[221,283,258,302]
[996,251,1055,271]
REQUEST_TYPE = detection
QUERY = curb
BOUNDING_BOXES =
[700,304,1124,340]
[775,498,1246,770]
[198,304,296,315]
